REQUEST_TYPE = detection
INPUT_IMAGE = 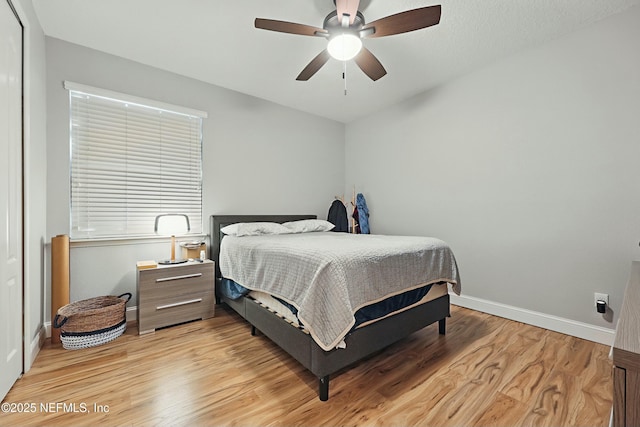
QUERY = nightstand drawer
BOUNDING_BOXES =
[138,290,215,334]
[138,263,213,294]
[139,272,212,297]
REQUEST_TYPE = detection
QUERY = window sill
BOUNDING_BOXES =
[69,234,207,248]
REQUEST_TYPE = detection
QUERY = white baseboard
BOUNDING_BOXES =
[126,306,137,323]
[28,325,47,367]
[43,306,138,339]
[450,293,615,346]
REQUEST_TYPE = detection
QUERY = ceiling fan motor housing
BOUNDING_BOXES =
[323,10,365,32]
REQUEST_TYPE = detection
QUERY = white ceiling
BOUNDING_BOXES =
[33,0,640,123]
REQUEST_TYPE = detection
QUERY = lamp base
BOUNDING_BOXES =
[157,259,188,265]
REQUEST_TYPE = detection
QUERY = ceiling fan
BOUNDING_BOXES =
[255,0,441,81]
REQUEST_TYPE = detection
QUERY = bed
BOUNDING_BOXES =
[210,214,460,401]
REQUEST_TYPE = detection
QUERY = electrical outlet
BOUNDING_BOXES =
[594,292,609,307]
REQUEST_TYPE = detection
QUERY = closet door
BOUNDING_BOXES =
[0,0,23,401]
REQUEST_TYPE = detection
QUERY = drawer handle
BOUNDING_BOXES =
[156,273,202,283]
[156,298,203,310]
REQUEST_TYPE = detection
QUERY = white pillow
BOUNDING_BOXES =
[282,219,335,233]
[220,222,292,237]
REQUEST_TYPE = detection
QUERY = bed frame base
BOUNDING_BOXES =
[225,291,450,401]
[314,316,446,401]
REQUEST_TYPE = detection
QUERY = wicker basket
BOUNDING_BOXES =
[53,293,131,350]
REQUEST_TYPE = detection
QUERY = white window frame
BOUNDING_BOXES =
[65,81,207,240]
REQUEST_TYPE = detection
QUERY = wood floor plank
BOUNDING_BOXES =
[1,305,612,427]
[499,330,559,405]
[471,391,530,426]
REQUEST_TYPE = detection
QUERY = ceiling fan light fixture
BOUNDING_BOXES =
[255,3,441,81]
[327,33,362,61]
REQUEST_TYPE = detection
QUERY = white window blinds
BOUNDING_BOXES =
[66,82,206,239]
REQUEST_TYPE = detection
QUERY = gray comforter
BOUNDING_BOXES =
[220,232,461,351]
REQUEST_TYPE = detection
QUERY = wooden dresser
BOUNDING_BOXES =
[137,260,215,334]
[612,261,640,427]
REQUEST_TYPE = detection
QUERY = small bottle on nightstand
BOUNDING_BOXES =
[200,250,206,261]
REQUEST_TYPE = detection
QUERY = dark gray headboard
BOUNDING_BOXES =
[209,214,317,278]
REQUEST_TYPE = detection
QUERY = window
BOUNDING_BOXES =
[66,81,207,240]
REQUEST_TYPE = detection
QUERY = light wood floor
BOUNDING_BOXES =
[2,305,612,427]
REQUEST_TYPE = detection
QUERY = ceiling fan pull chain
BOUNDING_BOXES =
[343,61,348,96]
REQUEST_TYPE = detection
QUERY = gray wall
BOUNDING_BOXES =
[43,7,639,333]
[345,6,640,329]
[46,38,345,309]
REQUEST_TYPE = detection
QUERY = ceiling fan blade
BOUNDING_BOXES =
[336,0,360,25]
[354,47,387,81]
[296,50,331,81]
[255,18,328,37]
[362,5,441,38]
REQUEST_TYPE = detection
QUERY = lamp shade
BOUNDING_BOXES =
[327,33,362,61]
[154,214,190,236]
[154,214,191,264]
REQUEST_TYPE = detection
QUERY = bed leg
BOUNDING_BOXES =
[439,317,446,335]
[251,325,257,336]
[319,376,329,401]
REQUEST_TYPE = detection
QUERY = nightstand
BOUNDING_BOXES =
[137,260,215,334]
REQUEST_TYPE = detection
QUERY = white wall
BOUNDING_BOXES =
[346,6,640,331]
[46,38,345,310]
[12,0,47,370]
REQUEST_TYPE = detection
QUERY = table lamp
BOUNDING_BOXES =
[154,214,190,265]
